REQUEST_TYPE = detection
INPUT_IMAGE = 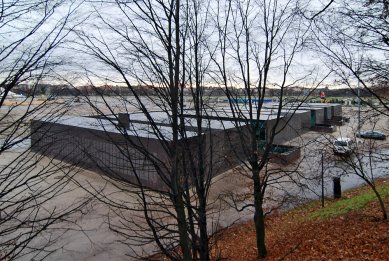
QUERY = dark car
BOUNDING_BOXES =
[356,130,386,140]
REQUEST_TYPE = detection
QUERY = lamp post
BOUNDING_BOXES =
[357,79,361,131]
[321,151,325,207]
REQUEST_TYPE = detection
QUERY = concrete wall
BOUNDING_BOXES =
[267,115,302,145]
[31,120,170,191]
[333,104,342,117]
[313,108,325,125]
[299,111,313,129]
[30,119,247,191]
[174,124,250,186]
[207,126,249,173]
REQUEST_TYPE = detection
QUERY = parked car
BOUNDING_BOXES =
[356,130,386,140]
[333,137,355,155]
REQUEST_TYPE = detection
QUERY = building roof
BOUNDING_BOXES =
[42,116,200,140]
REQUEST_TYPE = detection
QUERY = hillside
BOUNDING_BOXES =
[213,179,389,260]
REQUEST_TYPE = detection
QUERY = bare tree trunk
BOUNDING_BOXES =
[373,187,388,220]
[367,181,388,220]
[210,1,311,258]
[75,0,216,257]
[173,1,192,259]
[252,161,267,258]
[174,191,193,260]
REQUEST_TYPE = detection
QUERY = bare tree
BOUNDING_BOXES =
[324,109,388,220]
[338,141,388,220]
[69,0,220,260]
[308,0,389,220]
[310,0,389,115]
[0,1,89,259]
[209,0,325,258]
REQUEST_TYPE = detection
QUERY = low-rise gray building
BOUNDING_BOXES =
[31,103,342,191]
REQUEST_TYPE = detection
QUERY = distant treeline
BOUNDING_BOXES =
[13,83,388,98]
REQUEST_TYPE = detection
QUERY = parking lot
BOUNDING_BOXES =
[1,100,388,260]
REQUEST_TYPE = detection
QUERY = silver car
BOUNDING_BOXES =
[333,138,355,155]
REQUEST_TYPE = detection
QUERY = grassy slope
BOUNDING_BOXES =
[310,184,389,220]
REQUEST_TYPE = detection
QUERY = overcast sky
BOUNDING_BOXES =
[1,0,385,90]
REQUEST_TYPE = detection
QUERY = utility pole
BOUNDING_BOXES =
[357,80,361,131]
[321,151,324,208]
